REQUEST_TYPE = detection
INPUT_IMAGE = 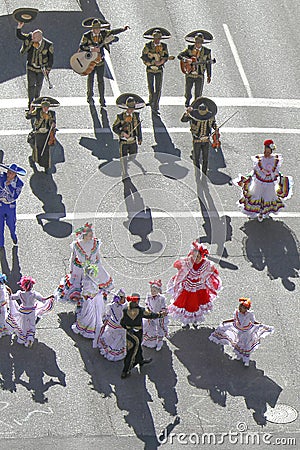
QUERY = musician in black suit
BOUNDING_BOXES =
[79,19,129,107]
[26,98,56,173]
[181,97,218,174]
[16,22,54,109]
[112,94,144,178]
[141,28,171,114]
[178,32,212,107]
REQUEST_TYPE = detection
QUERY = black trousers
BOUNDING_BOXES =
[119,141,137,175]
[185,75,204,106]
[27,69,44,107]
[123,330,144,373]
[146,71,163,110]
[87,64,105,105]
[193,140,209,174]
[33,133,51,169]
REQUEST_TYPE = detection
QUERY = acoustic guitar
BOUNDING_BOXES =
[180,57,216,74]
[70,34,115,75]
[147,53,175,71]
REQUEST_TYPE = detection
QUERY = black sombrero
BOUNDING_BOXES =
[13,8,38,23]
[82,17,110,28]
[116,93,146,110]
[0,163,26,176]
[31,96,60,108]
[188,97,217,121]
[143,27,171,39]
[185,29,213,44]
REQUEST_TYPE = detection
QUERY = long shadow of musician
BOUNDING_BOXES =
[206,143,232,186]
[79,105,120,177]
[0,335,16,393]
[10,338,66,404]
[58,311,177,449]
[170,328,282,426]
[2,0,111,83]
[241,219,300,291]
[0,246,22,293]
[29,170,72,238]
[122,176,162,254]
[151,111,189,180]
[195,172,237,271]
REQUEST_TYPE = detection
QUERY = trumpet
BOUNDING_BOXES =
[42,66,54,89]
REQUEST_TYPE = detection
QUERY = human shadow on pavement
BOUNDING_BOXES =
[2,0,111,83]
[0,335,16,392]
[206,144,232,186]
[0,246,22,293]
[10,338,66,404]
[122,177,162,254]
[30,171,72,238]
[59,311,179,449]
[79,105,120,177]
[241,219,300,291]
[170,328,282,426]
[151,112,189,180]
[195,173,237,270]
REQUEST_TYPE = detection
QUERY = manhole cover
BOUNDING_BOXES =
[265,404,298,424]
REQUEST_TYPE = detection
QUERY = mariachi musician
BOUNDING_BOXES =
[13,8,54,109]
[79,18,129,106]
[141,27,172,115]
[178,30,214,107]
[181,97,218,175]
[26,96,59,174]
[112,93,145,178]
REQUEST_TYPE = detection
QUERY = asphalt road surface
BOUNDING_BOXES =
[0,1,299,449]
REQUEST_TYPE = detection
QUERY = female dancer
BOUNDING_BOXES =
[168,241,222,328]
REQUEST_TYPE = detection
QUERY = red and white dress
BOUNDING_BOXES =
[167,256,222,324]
[6,290,54,346]
[142,293,168,348]
[0,284,9,337]
[209,309,274,364]
[97,301,127,361]
[234,154,293,220]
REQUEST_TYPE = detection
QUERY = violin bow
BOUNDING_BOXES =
[218,110,239,129]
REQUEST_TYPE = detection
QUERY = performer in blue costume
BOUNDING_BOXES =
[0,163,26,248]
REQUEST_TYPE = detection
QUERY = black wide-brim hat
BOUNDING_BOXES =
[82,17,110,28]
[188,97,217,121]
[143,27,171,39]
[116,93,146,110]
[13,8,39,23]
[31,96,60,108]
[0,163,26,176]
[185,29,213,43]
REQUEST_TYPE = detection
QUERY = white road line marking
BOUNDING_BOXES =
[0,97,300,108]
[17,211,300,220]
[104,49,121,98]
[223,24,253,98]
[1,127,299,136]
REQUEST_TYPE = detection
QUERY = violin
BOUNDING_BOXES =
[124,115,133,123]
[211,128,221,149]
[48,127,56,146]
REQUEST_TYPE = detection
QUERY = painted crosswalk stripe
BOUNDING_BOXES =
[0,97,300,109]
[223,23,253,98]
[1,127,299,136]
[16,211,300,220]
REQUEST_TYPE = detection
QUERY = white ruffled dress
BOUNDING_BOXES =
[97,301,126,361]
[209,309,274,364]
